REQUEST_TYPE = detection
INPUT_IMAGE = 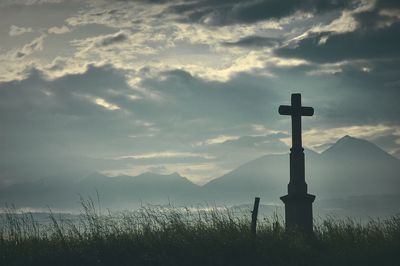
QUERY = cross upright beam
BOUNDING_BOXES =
[279,93,315,233]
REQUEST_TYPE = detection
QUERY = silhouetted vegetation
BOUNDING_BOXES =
[1,198,399,266]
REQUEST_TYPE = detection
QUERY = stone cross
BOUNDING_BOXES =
[279,93,315,233]
[278,94,313,152]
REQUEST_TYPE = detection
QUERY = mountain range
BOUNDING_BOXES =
[1,135,399,217]
[204,135,400,203]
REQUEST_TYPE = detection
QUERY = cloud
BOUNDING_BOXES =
[369,130,400,157]
[2,0,400,185]
[0,0,63,6]
[94,98,120,110]
[97,31,128,46]
[275,1,400,63]
[9,25,33,36]
[0,63,285,183]
[204,135,240,145]
[286,124,400,152]
[147,165,169,175]
[275,21,400,63]
[0,65,136,182]
[262,60,400,129]
[1,60,400,184]
[117,151,215,160]
[55,1,281,82]
[140,69,282,125]
[48,25,70,34]
[198,132,289,152]
[223,36,280,48]
[14,34,46,58]
[167,0,355,26]
[217,133,289,153]
[65,1,165,28]
[318,61,400,125]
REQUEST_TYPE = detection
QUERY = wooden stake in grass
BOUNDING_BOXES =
[251,197,260,236]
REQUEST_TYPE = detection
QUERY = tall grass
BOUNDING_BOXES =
[1,199,399,266]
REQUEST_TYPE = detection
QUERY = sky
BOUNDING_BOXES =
[0,0,400,186]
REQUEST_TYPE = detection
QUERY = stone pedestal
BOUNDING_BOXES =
[280,193,315,233]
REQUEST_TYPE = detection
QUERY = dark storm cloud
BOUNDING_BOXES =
[275,22,400,63]
[352,0,400,31]
[319,60,400,124]
[146,63,400,130]
[266,0,400,129]
[167,0,355,26]
[266,59,400,126]
[140,69,282,125]
[222,36,280,48]
[275,0,400,63]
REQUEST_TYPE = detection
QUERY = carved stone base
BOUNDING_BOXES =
[280,193,315,233]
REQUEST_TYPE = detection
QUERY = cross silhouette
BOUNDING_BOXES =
[278,93,315,233]
[279,93,313,150]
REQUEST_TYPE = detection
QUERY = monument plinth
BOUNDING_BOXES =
[279,93,315,233]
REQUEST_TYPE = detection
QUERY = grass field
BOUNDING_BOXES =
[1,198,399,266]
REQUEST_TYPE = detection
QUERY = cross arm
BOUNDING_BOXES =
[278,105,292,115]
[301,107,314,116]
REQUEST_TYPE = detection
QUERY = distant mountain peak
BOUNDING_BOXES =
[340,134,352,140]
[322,135,396,161]
[333,135,364,148]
